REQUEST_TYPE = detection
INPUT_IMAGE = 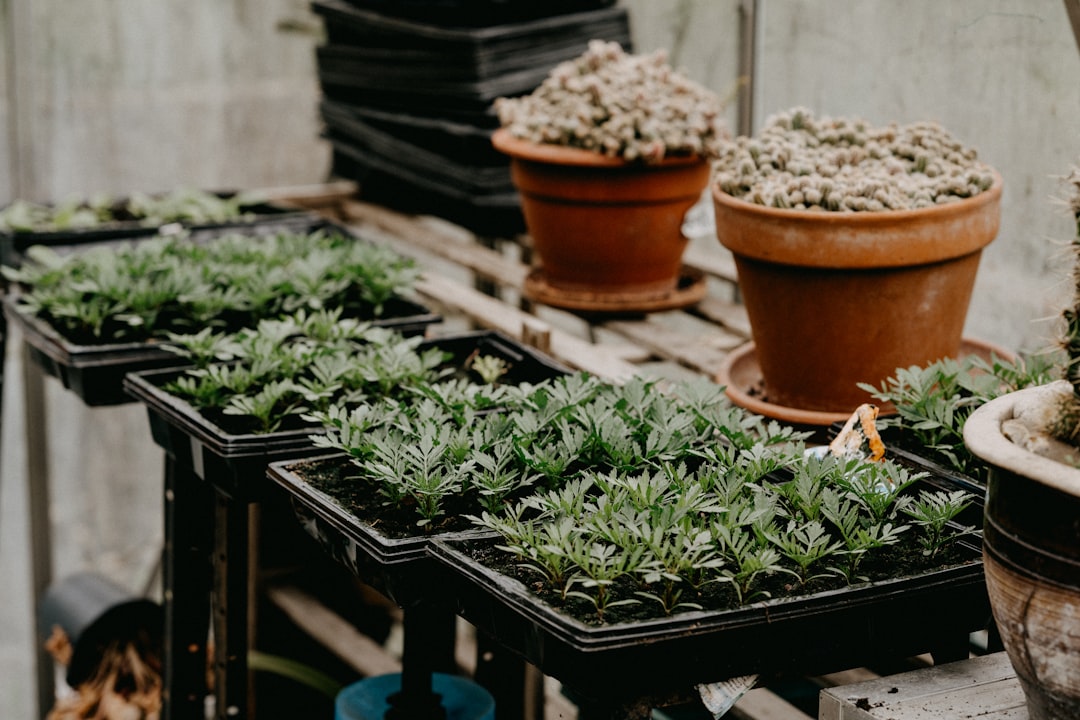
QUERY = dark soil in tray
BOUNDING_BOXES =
[289,454,500,539]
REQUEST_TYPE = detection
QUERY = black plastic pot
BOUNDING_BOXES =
[125,330,570,498]
[428,532,990,710]
[38,572,162,688]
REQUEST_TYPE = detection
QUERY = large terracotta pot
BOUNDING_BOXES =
[712,172,1002,413]
[964,381,1080,720]
[493,128,709,300]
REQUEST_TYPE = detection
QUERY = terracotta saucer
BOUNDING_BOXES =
[523,266,707,314]
[716,337,1017,428]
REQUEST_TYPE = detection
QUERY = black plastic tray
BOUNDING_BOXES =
[321,100,506,168]
[7,227,441,411]
[322,106,512,195]
[7,294,438,407]
[0,196,315,270]
[333,0,616,27]
[329,141,525,237]
[268,453,496,604]
[265,331,571,599]
[314,1,629,80]
[125,330,570,499]
[428,533,990,704]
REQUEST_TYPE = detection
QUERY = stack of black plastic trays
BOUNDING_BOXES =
[311,0,632,236]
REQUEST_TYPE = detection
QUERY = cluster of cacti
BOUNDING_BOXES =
[1054,165,1080,442]
[713,107,996,211]
[494,40,728,163]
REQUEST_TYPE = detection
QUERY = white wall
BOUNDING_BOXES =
[3,0,329,200]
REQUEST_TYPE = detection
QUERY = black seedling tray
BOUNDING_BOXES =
[313,1,630,82]
[321,100,506,168]
[126,330,570,499]
[0,195,315,270]
[7,293,438,407]
[268,453,496,604]
[428,531,991,705]
[265,330,570,600]
[329,141,524,237]
[333,0,616,27]
[321,117,513,195]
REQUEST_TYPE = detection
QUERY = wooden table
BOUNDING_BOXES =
[819,653,1028,719]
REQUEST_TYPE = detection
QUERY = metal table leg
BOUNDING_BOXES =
[23,343,54,720]
[385,603,457,720]
[162,458,214,720]
[211,491,256,720]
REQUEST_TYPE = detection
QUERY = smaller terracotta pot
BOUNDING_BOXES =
[492,128,709,297]
[713,173,1002,413]
[964,382,1080,720]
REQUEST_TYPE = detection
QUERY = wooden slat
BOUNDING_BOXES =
[259,180,358,206]
[683,244,740,286]
[342,200,529,288]
[818,653,1025,720]
[415,272,640,382]
[266,584,403,678]
[729,688,814,720]
[603,315,746,377]
[692,295,752,338]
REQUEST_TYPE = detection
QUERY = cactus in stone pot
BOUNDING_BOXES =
[712,107,996,211]
[494,40,728,163]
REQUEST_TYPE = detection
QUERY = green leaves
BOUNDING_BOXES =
[5,228,419,344]
[163,311,442,434]
[859,353,1055,478]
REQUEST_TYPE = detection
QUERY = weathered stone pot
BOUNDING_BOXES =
[712,171,1002,413]
[964,380,1080,720]
[493,128,709,308]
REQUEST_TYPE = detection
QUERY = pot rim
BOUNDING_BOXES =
[712,169,1002,268]
[711,169,1003,226]
[491,127,708,169]
[963,381,1080,497]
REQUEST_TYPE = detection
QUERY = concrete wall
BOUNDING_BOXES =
[3,0,330,200]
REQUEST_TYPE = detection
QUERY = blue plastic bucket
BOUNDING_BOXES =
[335,672,495,720]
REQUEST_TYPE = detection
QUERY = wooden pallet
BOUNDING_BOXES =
[333,197,752,383]
[820,653,1026,719]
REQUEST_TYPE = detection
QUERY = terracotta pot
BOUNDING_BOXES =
[964,381,1080,720]
[492,128,709,297]
[716,335,1015,430]
[712,172,1002,413]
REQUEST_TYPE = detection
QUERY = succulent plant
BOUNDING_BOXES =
[712,107,997,211]
[494,40,728,163]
